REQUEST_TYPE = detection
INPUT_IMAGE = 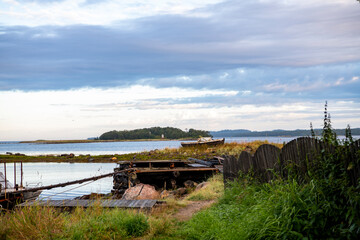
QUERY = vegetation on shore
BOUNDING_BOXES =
[179,103,360,239]
[0,140,282,163]
[99,127,212,140]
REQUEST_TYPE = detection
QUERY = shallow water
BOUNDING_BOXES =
[1,162,116,200]
[0,137,304,156]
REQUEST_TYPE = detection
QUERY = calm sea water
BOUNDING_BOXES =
[0,137,301,156]
[2,162,116,200]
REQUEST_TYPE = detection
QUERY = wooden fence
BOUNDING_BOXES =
[223,137,360,185]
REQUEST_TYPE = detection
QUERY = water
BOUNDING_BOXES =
[0,140,185,156]
[0,136,335,156]
[1,162,116,200]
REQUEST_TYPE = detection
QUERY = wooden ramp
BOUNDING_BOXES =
[18,199,161,209]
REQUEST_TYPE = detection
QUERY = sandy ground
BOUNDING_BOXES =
[173,200,215,221]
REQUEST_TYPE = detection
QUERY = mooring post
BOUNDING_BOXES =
[14,162,16,187]
[4,162,7,198]
[4,162,7,190]
[20,161,23,188]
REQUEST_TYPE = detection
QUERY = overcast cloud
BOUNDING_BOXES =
[0,0,359,140]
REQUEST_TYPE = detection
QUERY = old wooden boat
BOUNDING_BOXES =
[181,137,225,147]
[112,159,221,195]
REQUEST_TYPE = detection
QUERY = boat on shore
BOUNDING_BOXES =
[181,137,225,147]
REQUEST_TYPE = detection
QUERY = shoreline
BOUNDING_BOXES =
[18,138,195,144]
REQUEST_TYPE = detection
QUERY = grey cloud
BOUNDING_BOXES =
[1,0,360,92]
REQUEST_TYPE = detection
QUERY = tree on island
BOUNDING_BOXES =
[99,127,212,140]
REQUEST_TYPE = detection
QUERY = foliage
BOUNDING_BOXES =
[99,127,212,140]
[179,102,360,239]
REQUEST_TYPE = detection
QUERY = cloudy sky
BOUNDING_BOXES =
[0,0,359,140]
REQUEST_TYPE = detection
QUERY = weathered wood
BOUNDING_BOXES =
[18,199,161,209]
[238,151,253,174]
[280,137,321,181]
[253,144,280,182]
[223,155,241,184]
[223,137,360,186]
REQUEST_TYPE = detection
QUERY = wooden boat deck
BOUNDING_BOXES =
[18,199,161,209]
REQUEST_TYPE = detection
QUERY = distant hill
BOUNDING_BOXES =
[210,128,360,138]
[99,127,212,140]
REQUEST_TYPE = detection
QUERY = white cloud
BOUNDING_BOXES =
[0,0,224,26]
[0,86,359,141]
[0,86,238,140]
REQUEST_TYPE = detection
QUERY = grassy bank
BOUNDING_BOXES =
[0,140,283,163]
[0,174,224,240]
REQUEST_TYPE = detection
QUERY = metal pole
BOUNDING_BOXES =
[21,161,23,187]
[14,162,16,187]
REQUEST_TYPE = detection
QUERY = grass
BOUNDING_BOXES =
[0,174,225,240]
[185,174,224,201]
[0,205,153,240]
[179,178,360,239]
[0,140,283,163]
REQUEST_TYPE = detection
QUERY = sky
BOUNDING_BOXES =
[0,0,360,140]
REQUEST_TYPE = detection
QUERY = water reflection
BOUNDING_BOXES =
[1,162,116,200]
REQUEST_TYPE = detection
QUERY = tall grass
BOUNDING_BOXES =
[0,205,152,240]
[185,174,224,201]
[181,177,360,239]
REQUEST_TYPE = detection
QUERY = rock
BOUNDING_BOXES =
[111,157,117,161]
[122,184,160,200]
[196,182,209,191]
[160,190,168,199]
[175,187,187,197]
[184,180,197,188]
[6,152,12,155]
[88,158,94,162]
[68,153,75,158]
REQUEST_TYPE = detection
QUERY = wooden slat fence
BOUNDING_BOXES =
[223,137,360,185]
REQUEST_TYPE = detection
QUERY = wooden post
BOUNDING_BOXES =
[20,161,23,187]
[4,162,7,198]
[14,162,16,187]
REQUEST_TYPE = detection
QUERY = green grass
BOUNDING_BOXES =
[185,174,224,201]
[178,176,360,240]
[0,205,152,240]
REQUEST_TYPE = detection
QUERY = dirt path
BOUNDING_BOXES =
[174,200,215,221]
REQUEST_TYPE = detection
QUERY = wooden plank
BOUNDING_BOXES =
[18,199,160,209]
[238,151,253,174]
[254,144,280,182]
